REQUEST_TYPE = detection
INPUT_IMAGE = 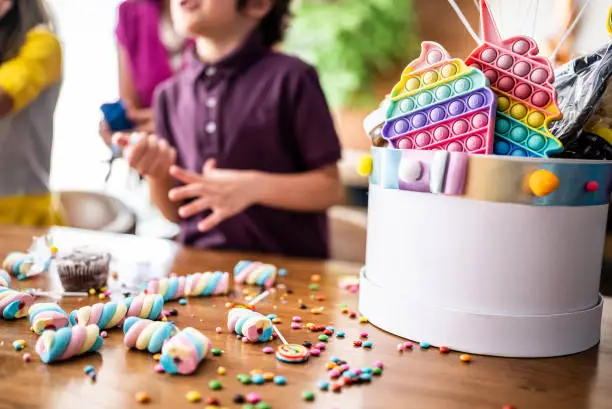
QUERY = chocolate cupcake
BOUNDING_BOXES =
[56,249,110,292]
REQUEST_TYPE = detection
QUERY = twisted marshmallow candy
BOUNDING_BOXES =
[123,317,178,353]
[0,269,10,288]
[36,324,103,363]
[234,261,277,289]
[69,293,164,329]
[2,252,34,280]
[160,327,211,375]
[29,303,70,334]
[145,271,229,301]
[0,287,34,319]
[227,308,273,343]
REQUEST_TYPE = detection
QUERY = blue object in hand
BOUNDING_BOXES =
[100,100,135,132]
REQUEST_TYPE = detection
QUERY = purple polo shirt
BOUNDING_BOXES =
[153,31,342,258]
[115,0,186,107]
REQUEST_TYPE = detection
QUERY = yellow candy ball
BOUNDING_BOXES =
[459,354,472,363]
[88,288,97,296]
[263,372,275,381]
[217,366,226,375]
[185,390,201,403]
[359,317,369,324]
[529,169,559,197]
[357,155,373,177]
[98,293,106,300]
[527,112,545,128]
[272,317,282,324]
[510,103,527,119]
[497,96,510,112]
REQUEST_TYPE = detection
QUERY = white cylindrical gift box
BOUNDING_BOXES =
[359,148,612,357]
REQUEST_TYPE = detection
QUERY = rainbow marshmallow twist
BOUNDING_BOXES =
[123,317,178,353]
[29,303,70,334]
[69,293,164,329]
[234,261,277,289]
[159,327,211,375]
[35,324,103,364]
[382,41,497,154]
[145,271,229,301]
[227,308,273,343]
[2,252,34,280]
[0,269,10,288]
[465,0,563,157]
[0,287,34,319]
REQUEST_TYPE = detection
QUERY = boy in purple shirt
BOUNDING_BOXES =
[117,0,343,258]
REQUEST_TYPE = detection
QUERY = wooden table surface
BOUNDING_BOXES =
[1,226,612,409]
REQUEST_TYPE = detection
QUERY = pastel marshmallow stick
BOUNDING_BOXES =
[0,269,10,288]
[159,327,211,375]
[227,308,273,343]
[233,261,277,289]
[123,317,178,353]
[184,272,229,297]
[36,324,103,364]
[0,287,34,319]
[2,252,33,280]
[69,294,164,329]
[145,275,186,301]
[29,303,70,334]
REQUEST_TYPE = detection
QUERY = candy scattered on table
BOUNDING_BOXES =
[363,341,373,348]
[135,392,150,404]
[13,339,25,351]
[337,331,345,338]
[262,346,274,354]
[209,380,223,390]
[273,375,286,385]
[359,316,369,324]
[233,394,245,404]
[302,391,315,401]
[217,366,226,375]
[278,268,287,277]
[460,354,472,363]
[212,348,222,356]
[420,342,431,349]
[178,298,187,305]
[251,374,265,385]
[246,392,261,404]
[237,374,252,384]
[317,380,329,390]
[318,334,328,342]
[185,390,201,403]
[22,352,32,362]
[440,346,450,353]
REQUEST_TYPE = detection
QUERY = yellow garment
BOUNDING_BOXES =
[0,25,62,113]
[0,193,65,226]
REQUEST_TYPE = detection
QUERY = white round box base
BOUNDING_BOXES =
[359,268,603,357]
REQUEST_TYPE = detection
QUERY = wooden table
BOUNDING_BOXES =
[1,226,612,409]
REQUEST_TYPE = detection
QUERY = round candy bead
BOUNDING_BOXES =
[185,390,201,403]
[310,348,321,356]
[363,341,373,348]
[315,342,326,350]
[480,48,497,62]
[302,391,315,401]
[527,112,545,128]
[273,375,286,385]
[442,64,457,77]
[439,346,450,353]
[531,91,550,107]
[420,342,430,349]
[262,346,274,354]
[317,380,329,390]
[318,334,329,342]
[459,354,472,363]
[529,169,559,197]
[513,39,530,54]
[246,392,261,404]
[496,54,513,69]
[530,68,548,84]
[514,83,532,99]
[336,331,345,338]
[208,380,223,390]
[251,374,265,384]
[513,61,531,77]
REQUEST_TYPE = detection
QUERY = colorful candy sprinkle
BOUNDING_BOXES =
[262,346,274,354]
[256,403,271,409]
[212,348,222,356]
[135,392,150,403]
[84,365,95,374]
[310,348,321,357]
[263,372,275,381]
[440,346,450,353]
[237,374,252,384]
[420,342,431,349]
[215,327,222,334]
[318,334,329,342]
[337,331,345,338]
[363,341,373,348]
[252,374,265,385]
[302,391,315,401]
[246,392,261,404]
[233,394,245,404]
[331,383,342,393]
[154,364,164,373]
[278,268,287,276]
[208,380,223,390]
[460,354,472,363]
[317,380,329,390]
[217,366,226,375]
[353,340,362,347]
[273,375,286,385]
[204,397,218,405]
[22,353,32,362]
[359,317,369,323]
[185,390,201,403]
[308,284,318,291]
[290,323,301,329]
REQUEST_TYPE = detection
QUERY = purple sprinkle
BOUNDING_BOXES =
[448,101,465,116]
[467,93,485,109]
[411,113,428,128]
[429,107,446,122]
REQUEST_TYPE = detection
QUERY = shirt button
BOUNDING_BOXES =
[206,97,217,108]
[205,122,217,134]
[205,66,217,77]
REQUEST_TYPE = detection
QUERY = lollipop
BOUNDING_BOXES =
[159,327,211,375]
[0,287,34,319]
[0,269,10,288]
[227,308,273,343]
[69,293,164,329]
[465,0,563,157]
[28,303,70,334]
[35,324,103,364]
[123,317,178,353]
[184,271,229,297]
[273,326,310,364]
[381,41,497,154]
[2,252,34,280]
[234,261,277,289]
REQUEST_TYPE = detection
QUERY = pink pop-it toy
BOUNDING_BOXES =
[465,0,563,157]
[382,41,497,154]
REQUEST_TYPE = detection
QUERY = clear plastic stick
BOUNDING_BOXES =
[447,0,483,45]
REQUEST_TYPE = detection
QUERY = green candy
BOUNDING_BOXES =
[237,374,252,384]
[256,403,271,409]
[209,380,223,390]
[212,348,222,356]
[302,391,315,401]
[318,334,329,342]
[373,367,383,375]
[308,284,318,291]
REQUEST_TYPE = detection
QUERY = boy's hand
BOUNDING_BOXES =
[168,159,259,232]
[113,132,176,180]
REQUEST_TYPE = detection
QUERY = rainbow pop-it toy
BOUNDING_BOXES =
[381,41,497,154]
[465,0,563,158]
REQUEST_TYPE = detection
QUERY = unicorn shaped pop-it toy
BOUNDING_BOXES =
[381,41,497,154]
[465,0,563,158]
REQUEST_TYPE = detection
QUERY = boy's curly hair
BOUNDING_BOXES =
[237,0,291,46]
